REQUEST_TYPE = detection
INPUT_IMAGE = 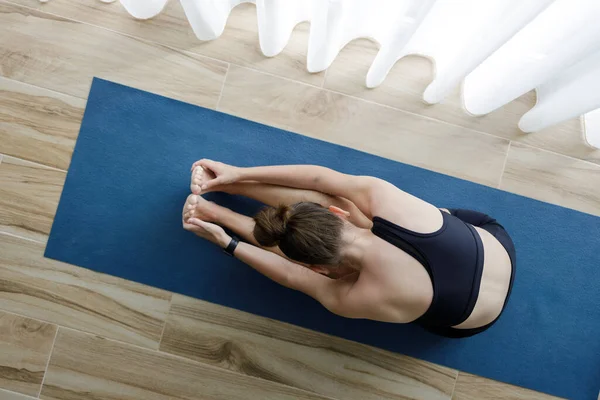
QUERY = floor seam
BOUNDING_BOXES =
[0,231,45,244]
[227,63,324,89]
[0,308,166,357]
[0,75,84,103]
[449,371,459,399]
[0,154,68,173]
[215,63,230,110]
[157,296,174,350]
[323,84,515,142]
[1,75,88,101]
[0,388,37,399]
[37,326,60,398]
[507,140,600,166]
[321,67,329,88]
[0,309,57,327]
[497,141,512,189]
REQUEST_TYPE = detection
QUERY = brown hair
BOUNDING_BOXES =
[253,202,344,265]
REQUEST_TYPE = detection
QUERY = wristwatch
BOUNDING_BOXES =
[223,236,239,257]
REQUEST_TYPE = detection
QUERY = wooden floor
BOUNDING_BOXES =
[1,1,598,399]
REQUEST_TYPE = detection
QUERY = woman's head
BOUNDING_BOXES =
[253,202,344,265]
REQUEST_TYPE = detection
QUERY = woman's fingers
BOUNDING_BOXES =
[191,159,216,172]
[183,220,209,236]
[182,221,199,232]
[189,219,224,234]
[187,218,211,231]
[188,218,211,229]
[190,160,202,172]
[185,217,229,247]
[201,177,223,191]
[198,159,217,170]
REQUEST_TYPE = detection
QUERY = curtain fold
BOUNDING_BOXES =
[76,0,600,148]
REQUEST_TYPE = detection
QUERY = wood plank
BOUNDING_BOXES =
[40,328,334,400]
[0,233,171,349]
[0,311,57,397]
[0,77,84,170]
[324,40,598,164]
[10,0,323,86]
[0,388,36,400]
[0,156,64,242]
[500,143,600,216]
[452,372,564,400]
[161,294,457,400]
[219,65,510,187]
[0,2,227,106]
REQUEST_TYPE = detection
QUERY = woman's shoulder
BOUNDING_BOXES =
[372,200,444,234]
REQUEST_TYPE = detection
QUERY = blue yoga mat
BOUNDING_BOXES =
[46,78,600,400]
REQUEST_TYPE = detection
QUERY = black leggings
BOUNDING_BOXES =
[425,209,516,338]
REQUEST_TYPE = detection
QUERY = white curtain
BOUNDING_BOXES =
[82,0,600,149]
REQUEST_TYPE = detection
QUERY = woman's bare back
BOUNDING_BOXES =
[350,185,513,329]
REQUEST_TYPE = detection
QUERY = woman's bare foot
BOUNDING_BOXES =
[191,166,217,195]
[182,194,219,225]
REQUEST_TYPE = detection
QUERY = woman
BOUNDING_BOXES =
[182,160,516,338]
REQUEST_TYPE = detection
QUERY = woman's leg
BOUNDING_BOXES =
[192,166,372,228]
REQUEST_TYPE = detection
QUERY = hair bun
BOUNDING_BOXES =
[253,204,290,247]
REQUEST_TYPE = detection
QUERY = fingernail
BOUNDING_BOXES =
[201,185,207,190]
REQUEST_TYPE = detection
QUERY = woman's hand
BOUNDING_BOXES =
[183,217,231,248]
[190,159,242,192]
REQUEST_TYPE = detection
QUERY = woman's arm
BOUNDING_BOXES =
[183,207,361,315]
[240,165,370,196]
[183,216,349,309]
[196,160,382,218]
[233,242,362,317]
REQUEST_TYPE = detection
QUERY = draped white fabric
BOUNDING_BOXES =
[73,0,600,148]
[584,110,600,148]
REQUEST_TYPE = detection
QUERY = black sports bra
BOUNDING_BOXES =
[371,211,484,327]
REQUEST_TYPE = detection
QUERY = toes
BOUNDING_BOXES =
[192,167,203,181]
[184,194,213,223]
[186,194,198,205]
[184,194,199,215]
[191,167,203,194]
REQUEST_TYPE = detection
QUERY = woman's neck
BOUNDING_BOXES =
[340,225,372,269]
